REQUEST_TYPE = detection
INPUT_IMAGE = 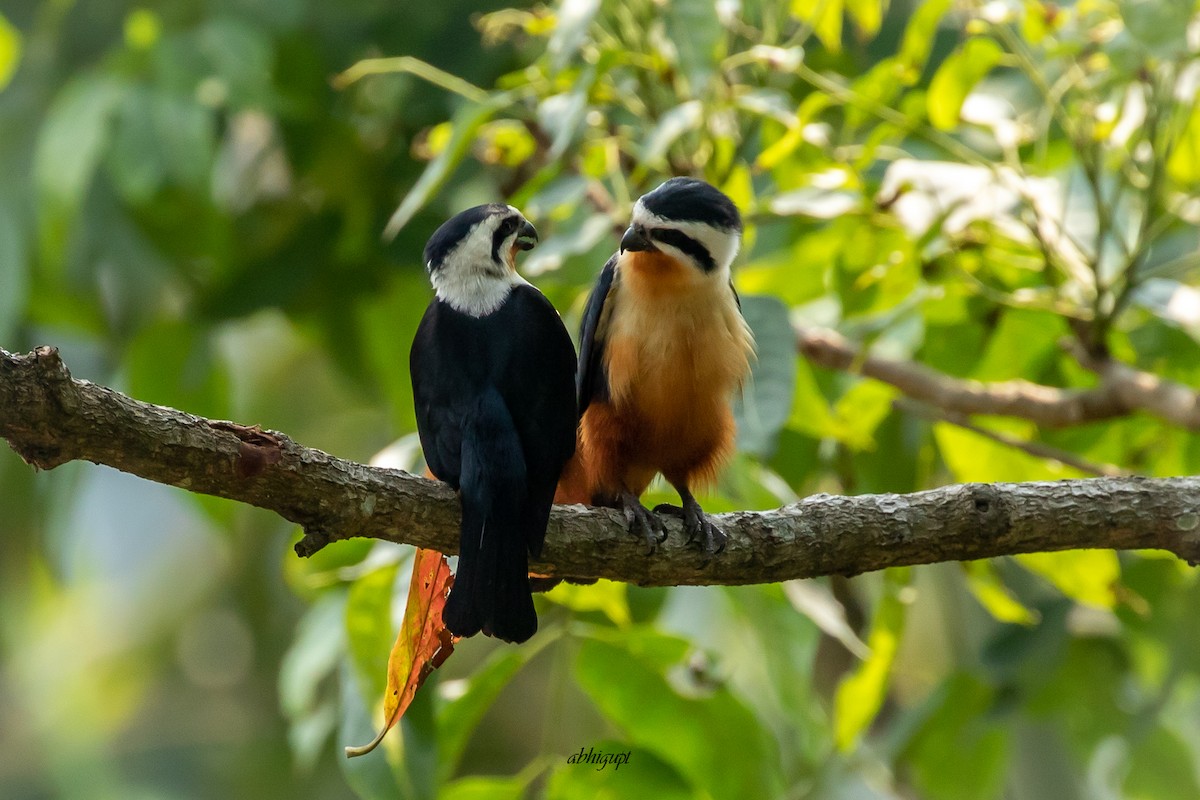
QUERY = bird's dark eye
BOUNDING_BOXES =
[491,216,522,263]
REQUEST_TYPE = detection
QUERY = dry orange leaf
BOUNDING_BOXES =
[345,547,458,757]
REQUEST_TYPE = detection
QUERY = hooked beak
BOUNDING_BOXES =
[620,225,654,253]
[515,220,539,251]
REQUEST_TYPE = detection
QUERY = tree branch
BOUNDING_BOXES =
[797,326,1200,431]
[3,346,1199,586]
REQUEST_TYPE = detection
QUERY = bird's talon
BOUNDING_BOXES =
[622,496,666,554]
[682,505,726,555]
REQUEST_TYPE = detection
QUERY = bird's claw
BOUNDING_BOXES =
[683,505,726,555]
[622,494,667,554]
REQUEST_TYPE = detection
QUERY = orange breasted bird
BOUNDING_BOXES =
[410,204,577,643]
[570,178,755,553]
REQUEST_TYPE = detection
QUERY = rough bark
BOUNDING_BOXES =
[3,346,1198,586]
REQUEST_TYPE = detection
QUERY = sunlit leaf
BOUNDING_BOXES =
[346,548,456,757]
[0,12,22,90]
[963,561,1039,625]
[545,579,630,625]
[1125,726,1200,800]
[971,308,1066,382]
[845,0,887,39]
[785,358,837,439]
[934,422,1081,483]
[1017,550,1120,609]
[830,381,897,450]
[1167,101,1200,186]
[833,567,909,749]
[928,37,1004,131]
[898,0,952,75]
[791,0,844,53]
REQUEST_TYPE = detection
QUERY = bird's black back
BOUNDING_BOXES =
[410,284,577,552]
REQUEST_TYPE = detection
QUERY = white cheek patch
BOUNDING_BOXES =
[430,214,529,317]
[631,201,741,277]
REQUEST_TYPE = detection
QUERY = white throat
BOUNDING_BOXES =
[433,269,528,317]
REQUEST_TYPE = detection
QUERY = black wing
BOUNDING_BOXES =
[410,301,468,487]
[577,253,617,416]
[499,285,579,556]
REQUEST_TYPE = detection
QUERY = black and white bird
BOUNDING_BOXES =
[410,204,577,644]
[558,178,755,554]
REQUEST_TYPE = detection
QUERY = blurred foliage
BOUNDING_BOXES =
[2,0,1200,798]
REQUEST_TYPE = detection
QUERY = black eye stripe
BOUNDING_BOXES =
[650,228,717,273]
[491,217,520,263]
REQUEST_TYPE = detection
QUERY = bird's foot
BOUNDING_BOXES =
[620,492,667,554]
[681,497,726,555]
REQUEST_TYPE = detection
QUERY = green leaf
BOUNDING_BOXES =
[107,87,167,203]
[665,0,722,88]
[845,0,887,39]
[280,591,347,721]
[33,73,126,269]
[833,567,910,749]
[934,422,1082,483]
[0,204,27,342]
[785,358,837,440]
[829,381,897,451]
[440,775,530,800]
[575,634,778,800]
[544,743,696,800]
[928,37,1004,130]
[791,0,844,53]
[640,100,704,170]
[1167,101,1200,186]
[1119,0,1193,55]
[1017,550,1120,609]
[544,579,630,626]
[905,673,1010,800]
[963,561,1039,625]
[734,295,798,457]
[345,562,400,700]
[1125,726,1200,800]
[969,307,1065,381]
[0,11,21,91]
[898,0,952,76]
[338,659,406,800]
[124,321,230,420]
[384,95,511,239]
[437,635,555,780]
[548,0,601,72]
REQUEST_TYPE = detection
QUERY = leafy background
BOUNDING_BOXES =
[2,0,1200,798]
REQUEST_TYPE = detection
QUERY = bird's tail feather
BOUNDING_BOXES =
[442,390,536,644]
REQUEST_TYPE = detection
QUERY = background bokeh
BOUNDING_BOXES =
[2,0,1200,798]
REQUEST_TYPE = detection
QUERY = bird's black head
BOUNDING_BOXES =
[423,204,538,274]
[638,177,743,232]
[620,178,743,274]
[422,204,539,316]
